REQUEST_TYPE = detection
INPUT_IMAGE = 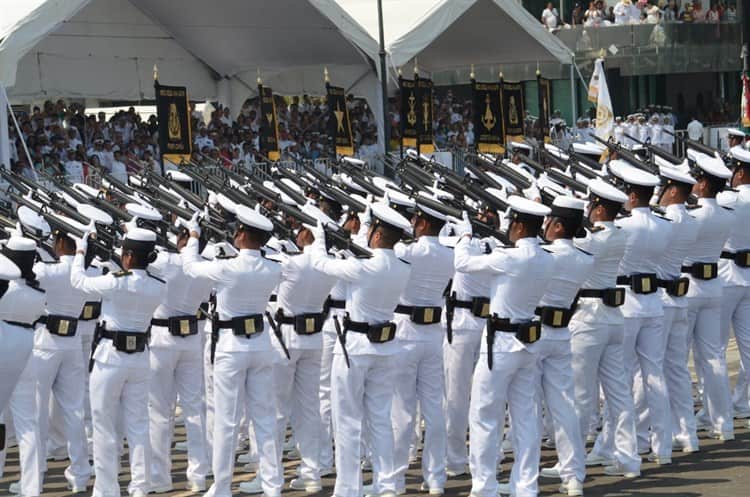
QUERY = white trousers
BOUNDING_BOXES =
[149,344,209,488]
[469,346,539,497]
[33,347,90,487]
[0,325,33,415]
[205,350,281,497]
[623,316,672,457]
[90,357,151,497]
[331,353,397,497]
[721,286,750,413]
[660,306,698,447]
[9,351,43,497]
[569,322,640,473]
[687,295,734,436]
[443,330,482,474]
[391,339,446,490]
[202,333,214,464]
[274,347,322,481]
[318,330,336,470]
[530,338,585,483]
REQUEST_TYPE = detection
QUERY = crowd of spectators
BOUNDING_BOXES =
[2,95,379,183]
[541,0,739,29]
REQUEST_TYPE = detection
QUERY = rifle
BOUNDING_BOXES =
[592,136,657,174]
[623,132,683,166]
[663,129,720,158]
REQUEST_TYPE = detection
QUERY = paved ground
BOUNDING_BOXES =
[3,343,749,497]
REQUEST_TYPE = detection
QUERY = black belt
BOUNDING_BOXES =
[269,294,277,302]
[79,301,101,321]
[534,306,574,328]
[657,277,690,297]
[197,302,210,319]
[151,315,199,337]
[617,273,658,294]
[37,314,79,337]
[215,314,265,337]
[394,304,442,325]
[327,298,345,309]
[3,320,35,329]
[100,328,149,354]
[485,315,542,369]
[721,250,750,268]
[342,314,396,343]
[577,288,626,307]
[681,262,718,280]
[275,309,326,335]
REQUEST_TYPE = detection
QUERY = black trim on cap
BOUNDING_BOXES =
[549,205,583,220]
[122,238,156,253]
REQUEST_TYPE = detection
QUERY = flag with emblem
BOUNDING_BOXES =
[154,79,192,165]
[501,80,525,143]
[258,84,280,160]
[326,83,354,156]
[742,71,750,128]
[537,75,552,143]
[472,78,504,153]
[399,76,418,149]
[590,58,614,142]
[417,76,435,154]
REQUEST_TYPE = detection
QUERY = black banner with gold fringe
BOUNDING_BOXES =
[472,79,504,153]
[258,85,280,160]
[155,81,192,163]
[501,80,525,143]
[326,84,354,156]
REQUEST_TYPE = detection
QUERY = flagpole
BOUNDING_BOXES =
[377,0,390,154]
[570,55,577,128]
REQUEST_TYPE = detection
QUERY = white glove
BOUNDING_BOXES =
[13,222,24,237]
[184,211,201,236]
[311,220,326,242]
[358,204,372,226]
[123,216,138,233]
[77,221,96,253]
[447,210,472,237]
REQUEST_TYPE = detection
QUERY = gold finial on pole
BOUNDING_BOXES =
[414,58,419,75]
[257,68,262,85]
[153,64,158,81]
[324,66,330,83]
[470,64,475,80]
[398,67,402,77]
[536,61,541,77]
[599,48,606,59]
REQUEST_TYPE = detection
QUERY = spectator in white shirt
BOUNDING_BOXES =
[110,150,128,184]
[686,117,704,142]
[541,2,559,29]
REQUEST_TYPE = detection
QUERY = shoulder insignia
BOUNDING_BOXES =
[653,213,672,222]
[147,272,166,284]
[398,258,411,265]
[587,226,605,233]
[576,246,594,256]
[113,270,132,278]
[616,213,632,219]
[483,242,492,254]
[42,260,60,264]
[215,254,237,260]
[721,206,735,211]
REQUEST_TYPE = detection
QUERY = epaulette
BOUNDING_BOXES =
[542,248,553,254]
[652,213,672,222]
[41,260,60,264]
[576,246,594,256]
[113,270,132,278]
[483,242,492,254]
[215,254,236,260]
[147,272,166,284]
[722,206,734,211]
[587,226,605,233]
[686,204,702,210]
[398,258,411,265]
[616,213,632,219]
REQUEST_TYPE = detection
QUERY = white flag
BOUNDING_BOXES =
[591,58,613,141]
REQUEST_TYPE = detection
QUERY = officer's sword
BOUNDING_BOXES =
[332,315,350,369]
[265,311,291,360]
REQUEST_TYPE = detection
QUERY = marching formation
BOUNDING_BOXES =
[0,128,749,497]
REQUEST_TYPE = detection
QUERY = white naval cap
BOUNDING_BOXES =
[729,145,750,165]
[166,170,193,183]
[423,184,455,201]
[659,165,696,186]
[727,128,746,139]
[5,236,37,251]
[73,183,101,198]
[371,201,412,236]
[125,202,163,221]
[50,213,89,235]
[506,195,551,221]
[413,193,448,222]
[17,206,50,236]
[124,227,157,243]
[608,159,660,187]
[301,202,336,227]
[588,178,628,204]
[371,176,401,193]
[262,180,297,206]
[0,253,21,280]
[338,173,368,194]
[216,193,237,213]
[694,153,731,179]
[384,189,416,210]
[549,195,585,219]
[77,203,114,225]
[235,204,274,232]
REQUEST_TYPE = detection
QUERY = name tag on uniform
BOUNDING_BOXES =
[423,308,434,323]
[180,320,191,336]
[305,317,316,333]
[58,320,70,336]
[552,310,563,327]
[83,305,93,320]
[126,336,137,351]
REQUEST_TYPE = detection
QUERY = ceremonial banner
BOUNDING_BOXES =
[742,72,750,128]
[326,84,354,156]
[399,76,418,148]
[258,84,280,160]
[417,77,435,153]
[590,58,613,142]
[537,75,552,143]
[471,79,504,153]
[155,81,191,164]
[501,81,525,142]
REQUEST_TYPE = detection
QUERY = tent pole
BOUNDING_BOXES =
[570,57,577,126]
[0,84,9,169]
[377,0,390,154]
